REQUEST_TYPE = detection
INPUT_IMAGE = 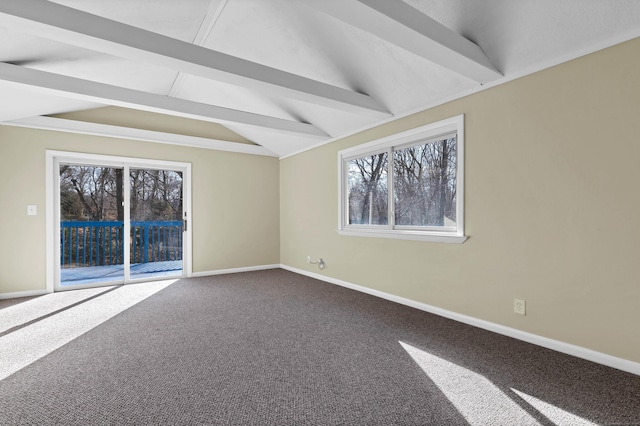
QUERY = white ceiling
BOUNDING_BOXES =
[0,0,639,157]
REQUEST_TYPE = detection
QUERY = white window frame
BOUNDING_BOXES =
[337,115,467,243]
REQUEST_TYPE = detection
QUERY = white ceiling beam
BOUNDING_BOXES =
[0,0,390,117]
[0,62,328,139]
[302,0,502,84]
[5,116,278,157]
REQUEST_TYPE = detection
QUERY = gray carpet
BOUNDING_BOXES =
[1,269,639,425]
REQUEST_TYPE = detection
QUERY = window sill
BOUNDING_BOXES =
[337,228,468,244]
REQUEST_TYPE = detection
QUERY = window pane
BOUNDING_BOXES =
[347,153,388,225]
[393,137,457,227]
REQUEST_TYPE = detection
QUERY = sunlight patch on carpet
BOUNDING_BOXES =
[0,280,177,381]
[0,287,115,334]
[510,388,597,425]
[399,341,596,426]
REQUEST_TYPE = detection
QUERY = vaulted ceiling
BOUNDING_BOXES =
[1,0,639,157]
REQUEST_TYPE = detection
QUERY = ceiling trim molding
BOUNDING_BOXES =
[0,62,328,139]
[4,116,278,157]
[0,0,390,117]
[301,0,501,84]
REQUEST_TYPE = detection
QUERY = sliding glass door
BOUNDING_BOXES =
[52,152,191,291]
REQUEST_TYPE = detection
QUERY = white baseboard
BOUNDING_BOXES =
[0,265,280,299]
[280,264,640,376]
[190,264,280,278]
[0,289,48,300]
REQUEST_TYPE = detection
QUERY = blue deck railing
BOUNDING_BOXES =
[61,220,183,268]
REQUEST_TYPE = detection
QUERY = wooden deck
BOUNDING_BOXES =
[60,260,182,286]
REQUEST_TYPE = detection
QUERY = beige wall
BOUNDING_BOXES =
[280,38,640,363]
[1,37,638,364]
[0,127,280,294]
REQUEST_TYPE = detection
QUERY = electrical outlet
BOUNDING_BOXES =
[514,299,526,315]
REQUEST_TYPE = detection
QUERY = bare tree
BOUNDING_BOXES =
[393,138,457,227]
[60,166,182,222]
[348,153,388,225]
[129,169,182,221]
[60,166,121,221]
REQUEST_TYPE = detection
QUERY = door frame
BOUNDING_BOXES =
[46,150,192,292]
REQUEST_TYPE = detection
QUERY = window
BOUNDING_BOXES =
[338,115,466,243]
